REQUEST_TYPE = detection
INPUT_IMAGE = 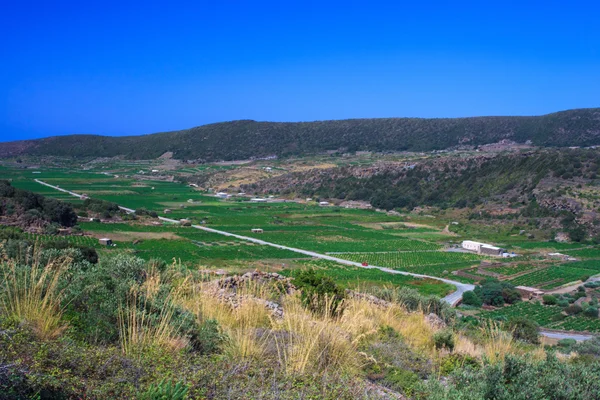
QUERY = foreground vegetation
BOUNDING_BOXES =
[1,241,600,399]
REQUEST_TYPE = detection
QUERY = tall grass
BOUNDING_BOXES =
[0,256,70,340]
[118,288,188,356]
[175,276,273,359]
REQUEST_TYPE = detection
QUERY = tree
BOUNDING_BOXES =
[508,317,540,344]
[462,291,482,307]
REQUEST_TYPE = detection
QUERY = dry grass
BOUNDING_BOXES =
[0,254,70,340]
[175,277,273,360]
[274,296,367,375]
[118,288,188,356]
[480,321,515,363]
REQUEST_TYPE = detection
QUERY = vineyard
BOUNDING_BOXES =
[509,262,600,289]
[490,263,537,276]
[334,251,481,272]
[23,233,100,247]
[483,302,600,333]
[280,260,455,297]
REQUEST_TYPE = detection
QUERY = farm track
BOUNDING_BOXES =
[33,179,598,339]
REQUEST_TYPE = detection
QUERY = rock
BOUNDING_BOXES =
[425,313,446,330]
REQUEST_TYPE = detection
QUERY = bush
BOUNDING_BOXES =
[584,307,598,318]
[418,353,600,399]
[462,290,482,307]
[557,338,577,349]
[565,304,583,315]
[433,329,455,351]
[557,299,569,308]
[384,368,420,396]
[508,317,539,344]
[293,269,346,317]
[139,380,189,400]
[543,294,558,305]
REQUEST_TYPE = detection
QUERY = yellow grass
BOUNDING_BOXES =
[118,289,188,356]
[175,277,273,360]
[0,255,70,340]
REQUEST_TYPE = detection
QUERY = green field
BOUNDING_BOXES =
[280,260,455,297]
[483,302,600,333]
[508,261,600,289]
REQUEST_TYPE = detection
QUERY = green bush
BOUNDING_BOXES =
[293,269,346,317]
[433,329,455,351]
[384,368,420,397]
[557,338,577,349]
[565,304,583,315]
[139,380,189,400]
[462,290,482,307]
[418,353,600,400]
[508,317,539,344]
[557,299,569,308]
[439,353,479,375]
[543,294,558,305]
[584,307,598,318]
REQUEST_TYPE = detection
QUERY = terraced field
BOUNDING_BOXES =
[508,261,600,289]
[484,302,600,333]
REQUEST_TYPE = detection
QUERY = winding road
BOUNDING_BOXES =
[34,179,596,340]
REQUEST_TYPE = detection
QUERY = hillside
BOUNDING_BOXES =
[1,108,600,161]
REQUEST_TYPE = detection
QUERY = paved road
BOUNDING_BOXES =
[539,329,594,341]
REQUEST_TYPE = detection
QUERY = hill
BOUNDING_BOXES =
[1,108,600,161]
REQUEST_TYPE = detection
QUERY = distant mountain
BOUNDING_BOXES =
[1,108,600,161]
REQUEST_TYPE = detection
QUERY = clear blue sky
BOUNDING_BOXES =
[1,0,599,141]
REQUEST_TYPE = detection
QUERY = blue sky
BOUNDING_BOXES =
[1,0,599,141]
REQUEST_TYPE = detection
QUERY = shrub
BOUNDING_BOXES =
[565,304,583,315]
[508,317,539,344]
[293,269,346,317]
[557,299,569,308]
[462,290,482,307]
[384,368,420,396]
[439,353,479,375]
[584,307,598,318]
[139,380,189,400]
[433,329,455,351]
[543,294,558,305]
[557,338,577,348]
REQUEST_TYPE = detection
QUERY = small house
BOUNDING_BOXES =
[215,192,228,199]
[251,228,264,233]
[319,201,330,206]
[99,238,113,246]
[515,286,544,300]
[250,198,267,202]
[164,209,172,214]
[180,219,192,226]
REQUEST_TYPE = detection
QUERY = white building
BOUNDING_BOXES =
[319,201,330,206]
[250,198,267,202]
[461,240,504,256]
[215,192,228,198]
[251,228,264,233]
